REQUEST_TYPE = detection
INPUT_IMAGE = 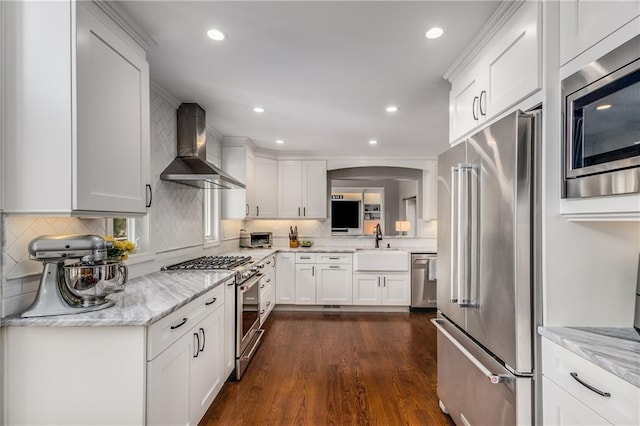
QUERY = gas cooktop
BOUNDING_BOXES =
[162,255,252,271]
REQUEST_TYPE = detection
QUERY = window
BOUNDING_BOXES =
[107,217,148,255]
[204,189,221,244]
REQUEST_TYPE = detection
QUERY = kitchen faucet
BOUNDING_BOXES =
[374,223,383,248]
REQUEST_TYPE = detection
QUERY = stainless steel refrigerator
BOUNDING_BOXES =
[433,110,540,425]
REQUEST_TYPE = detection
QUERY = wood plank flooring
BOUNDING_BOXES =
[200,311,454,426]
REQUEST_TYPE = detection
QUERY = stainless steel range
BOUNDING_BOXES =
[162,254,265,380]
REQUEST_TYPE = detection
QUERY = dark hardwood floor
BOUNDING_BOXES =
[200,311,454,426]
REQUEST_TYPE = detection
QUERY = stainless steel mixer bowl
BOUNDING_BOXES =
[62,260,128,305]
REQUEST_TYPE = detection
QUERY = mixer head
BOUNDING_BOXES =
[28,234,110,263]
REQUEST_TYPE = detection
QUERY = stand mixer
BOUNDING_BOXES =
[21,234,128,318]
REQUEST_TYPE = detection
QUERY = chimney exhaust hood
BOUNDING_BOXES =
[160,103,245,189]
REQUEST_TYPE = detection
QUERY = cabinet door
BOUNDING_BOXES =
[449,64,484,141]
[302,160,327,218]
[353,274,381,305]
[254,157,278,217]
[276,253,296,304]
[222,145,251,219]
[278,161,303,218]
[189,308,224,425]
[542,377,611,426]
[223,278,236,378]
[316,264,353,304]
[245,149,256,218]
[294,263,316,304]
[147,333,192,426]
[560,0,640,65]
[484,0,540,118]
[75,4,150,214]
[382,274,410,306]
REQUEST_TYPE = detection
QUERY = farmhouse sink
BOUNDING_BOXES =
[353,249,409,271]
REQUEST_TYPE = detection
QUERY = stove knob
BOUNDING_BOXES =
[256,263,265,269]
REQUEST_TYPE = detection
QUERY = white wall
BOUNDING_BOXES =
[541,1,640,327]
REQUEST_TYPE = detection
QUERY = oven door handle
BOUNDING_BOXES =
[239,273,263,292]
[240,329,265,361]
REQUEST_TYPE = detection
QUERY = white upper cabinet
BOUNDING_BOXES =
[222,140,279,219]
[221,141,255,219]
[448,0,541,143]
[278,160,327,218]
[254,156,278,218]
[2,1,150,216]
[560,0,640,66]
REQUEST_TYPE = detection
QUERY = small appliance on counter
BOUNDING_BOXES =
[239,230,272,248]
[21,234,128,318]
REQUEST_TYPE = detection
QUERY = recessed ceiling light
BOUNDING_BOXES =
[253,107,265,113]
[369,140,378,145]
[276,140,284,144]
[596,104,612,110]
[206,29,226,41]
[386,106,399,113]
[425,27,444,39]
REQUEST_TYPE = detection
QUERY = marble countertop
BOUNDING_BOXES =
[2,270,235,327]
[539,326,640,388]
[1,247,430,328]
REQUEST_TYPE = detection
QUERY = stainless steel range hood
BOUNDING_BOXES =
[160,103,245,189]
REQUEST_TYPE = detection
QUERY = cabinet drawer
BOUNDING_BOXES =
[259,269,274,297]
[262,255,276,269]
[147,284,224,361]
[295,253,317,263]
[542,339,639,425]
[316,253,352,264]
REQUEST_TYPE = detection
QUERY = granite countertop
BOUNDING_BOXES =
[2,270,235,327]
[539,326,640,388]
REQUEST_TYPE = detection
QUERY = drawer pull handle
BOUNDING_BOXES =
[205,297,217,306]
[329,257,340,260]
[570,372,611,397]
[170,318,188,330]
[199,328,206,352]
[300,256,311,259]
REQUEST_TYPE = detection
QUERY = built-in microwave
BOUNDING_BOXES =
[562,34,640,198]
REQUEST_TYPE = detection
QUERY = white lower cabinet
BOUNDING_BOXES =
[353,273,410,306]
[147,285,226,426]
[294,253,353,305]
[541,338,639,426]
[189,308,224,423]
[295,263,317,304]
[146,330,192,426]
[316,264,353,304]
[259,261,276,324]
[224,277,236,378]
[276,253,296,304]
[543,377,611,425]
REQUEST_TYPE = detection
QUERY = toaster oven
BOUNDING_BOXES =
[240,231,272,248]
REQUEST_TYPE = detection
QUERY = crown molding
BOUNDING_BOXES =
[443,0,526,82]
[93,1,156,52]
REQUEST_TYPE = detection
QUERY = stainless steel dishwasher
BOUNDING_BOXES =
[411,253,437,309]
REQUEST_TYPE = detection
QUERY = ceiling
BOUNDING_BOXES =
[118,1,501,158]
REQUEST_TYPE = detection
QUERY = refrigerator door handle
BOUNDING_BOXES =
[431,318,509,384]
[457,164,477,308]
[450,166,460,303]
